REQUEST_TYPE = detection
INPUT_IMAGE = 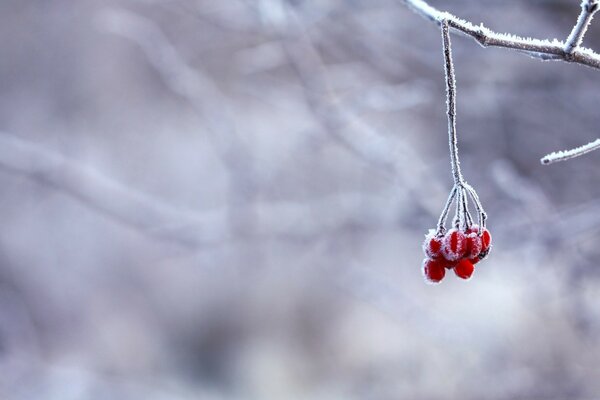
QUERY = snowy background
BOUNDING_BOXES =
[2,0,600,399]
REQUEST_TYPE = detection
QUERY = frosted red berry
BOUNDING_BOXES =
[422,231,443,259]
[454,259,475,280]
[423,258,446,284]
[465,232,482,259]
[481,228,492,251]
[442,228,467,261]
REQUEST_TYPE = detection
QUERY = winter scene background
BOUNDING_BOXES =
[2,0,600,399]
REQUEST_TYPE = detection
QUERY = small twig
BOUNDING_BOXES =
[436,186,457,234]
[453,184,463,228]
[460,186,473,228]
[464,183,487,230]
[565,0,600,55]
[541,138,600,164]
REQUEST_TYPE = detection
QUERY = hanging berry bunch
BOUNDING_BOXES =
[422,20,492,284]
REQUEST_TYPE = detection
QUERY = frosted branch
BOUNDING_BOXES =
[398,0,600,69]
[565,0,599,55]
[541,138,600,164]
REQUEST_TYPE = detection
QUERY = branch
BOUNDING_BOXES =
[398,0,600,69]
[565,0,600,55]
[0,132,408,250]
[97,8,263,253]
[540,138,600,164]
[0,132,228,248]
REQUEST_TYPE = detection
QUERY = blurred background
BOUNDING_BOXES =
[2,0,600,399]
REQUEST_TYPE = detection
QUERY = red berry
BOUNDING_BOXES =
[476,228,492,260]
[481,228,492,251]
[470,257,480,265]
[441,228,467,261]
[422,258,446,284]
[465,232,482,259]
[467,225,492,260]
[422,230,443,259]
[454,259,475,280]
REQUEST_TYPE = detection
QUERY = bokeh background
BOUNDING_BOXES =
[2,0,600,399]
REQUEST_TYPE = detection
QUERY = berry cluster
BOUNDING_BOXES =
[421,23,492,284]
[422,225,491,284]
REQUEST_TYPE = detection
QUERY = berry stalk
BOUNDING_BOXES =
[441,19,463,187]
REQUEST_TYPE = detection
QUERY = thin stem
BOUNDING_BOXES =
[464,183,487,230]
[453,184,462,229]
[541,138,600,164]
[461,186,473,229]
[565,0,599,55]
[441,20,463,186]
[436,186,457,234]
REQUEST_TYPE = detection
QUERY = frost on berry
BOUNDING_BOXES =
[454,259,474,280]
[423,258,446,284]
[476,228,492,260]
[465,232,482,259]
[481,228,492,251]
[422,229,443,259]
[442,228,467,261]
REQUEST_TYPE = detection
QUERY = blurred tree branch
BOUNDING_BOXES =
[0,132,403,248]
[250,2,449,217]
[98,8,267,264]
[0,132,228,248]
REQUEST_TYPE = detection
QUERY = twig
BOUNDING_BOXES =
[565,0,600,55]
[541,138,600,164]
[436,186,457,234]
